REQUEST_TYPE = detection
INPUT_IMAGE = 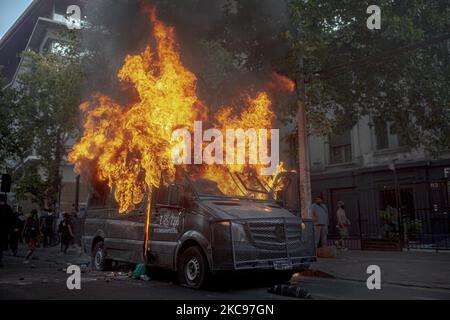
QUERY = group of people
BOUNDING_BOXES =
[3,192,351,266]
[0,195,82,267]
[311,196,351,250]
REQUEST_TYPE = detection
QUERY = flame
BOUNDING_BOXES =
[69,10,287,213]
[269,72,296,92]
[205,91,285,197]
[69,11,199,213]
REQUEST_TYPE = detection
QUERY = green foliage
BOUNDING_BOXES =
[197,40,235,91]
[288,0,450,153]
[6,30,84,208]
[404,218,422,236]
[14,163,49,208]
[379,206,400,239]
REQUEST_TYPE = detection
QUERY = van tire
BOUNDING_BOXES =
[178,246,210,289]
[92,241,112,271]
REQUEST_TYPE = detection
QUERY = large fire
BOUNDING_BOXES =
[202,91,285,197]
[69,10,291,213]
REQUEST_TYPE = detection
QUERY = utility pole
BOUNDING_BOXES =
[390,159,404,247]
[296,57,312,220]
[75,174,80,212]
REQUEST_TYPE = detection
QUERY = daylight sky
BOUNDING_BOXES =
[0,0,33,40]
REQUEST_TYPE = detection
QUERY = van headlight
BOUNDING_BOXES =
[232,223,248,242]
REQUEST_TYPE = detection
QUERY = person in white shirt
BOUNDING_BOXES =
[336,201,351,250]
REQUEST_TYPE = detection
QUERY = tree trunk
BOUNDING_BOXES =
[46,130,62,210]
[296,69,312,220]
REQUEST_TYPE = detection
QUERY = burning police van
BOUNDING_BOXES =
[83,171,316,289]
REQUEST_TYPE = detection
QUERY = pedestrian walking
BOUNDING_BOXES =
[335,201,351,250]
[311,196,329,248]
[41,209,55,247]
[58,213,74,254]
[70,205,82,255]
[15,206,25,243]
[9,206,24,256]
[0,195,14,267]
[22,209,41,263]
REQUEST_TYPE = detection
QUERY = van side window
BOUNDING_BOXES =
[281,176,299,212]
[89,192,105,208]
[157,184,169,205]
[88,181,109,208]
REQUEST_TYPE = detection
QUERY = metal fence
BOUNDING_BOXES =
[328,207,450,251]
[324,178,450,251]
[404,208,450,250]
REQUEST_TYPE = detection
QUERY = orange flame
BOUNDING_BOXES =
[69,10,287,213]
[69,12,199,213]
[269,72,296,92]
[207,91,285,196]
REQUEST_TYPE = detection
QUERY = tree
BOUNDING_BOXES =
[288,0,450,154]
[0,77,18,170]
[12,30,84,208]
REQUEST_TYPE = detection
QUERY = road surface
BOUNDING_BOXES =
[1,254,450,300]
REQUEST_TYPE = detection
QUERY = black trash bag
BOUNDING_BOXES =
[268,284,312,299]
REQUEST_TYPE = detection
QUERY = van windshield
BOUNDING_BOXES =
[190,173,270,200]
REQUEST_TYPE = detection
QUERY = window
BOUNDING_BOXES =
[375,121,408,150]
[329,131,352,164]
[375,122,389,150]
[88,181,110,208]
[53,8,86,29]
[390,124,408,147]
[156,184,169,205]
[53,13,67,24]
[42,38,70,55]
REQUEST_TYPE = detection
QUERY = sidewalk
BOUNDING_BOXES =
[300,250,450,290]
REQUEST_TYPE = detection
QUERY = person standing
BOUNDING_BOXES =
[9,206,24,256]
[59,213,74,254]
[41,209,55,247]
[22,210,41,263]
[70,205,82,255]
[0,195,14,267]
[336,201,351,250]
[311,196,329,248]
[16,206,25,243]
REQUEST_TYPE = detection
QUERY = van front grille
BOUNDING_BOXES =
[231,219,304,264]
[248,220,287,251]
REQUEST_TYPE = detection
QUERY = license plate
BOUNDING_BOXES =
[273,260,292,270]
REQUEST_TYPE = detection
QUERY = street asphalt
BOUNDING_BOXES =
[1,248,450,300]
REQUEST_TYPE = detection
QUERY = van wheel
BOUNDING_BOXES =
[92,241,111,271]
[178,246,209,289]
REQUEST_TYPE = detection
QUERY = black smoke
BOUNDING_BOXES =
[80,0,294,113]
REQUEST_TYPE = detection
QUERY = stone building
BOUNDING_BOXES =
[0,0,89,213]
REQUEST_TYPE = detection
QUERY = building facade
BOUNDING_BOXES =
[0,0,89,213]
[307,116,450,250]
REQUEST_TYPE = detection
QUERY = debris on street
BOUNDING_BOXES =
[268,284,312,299]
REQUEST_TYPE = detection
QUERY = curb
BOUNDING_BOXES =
[298,268,450,291]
